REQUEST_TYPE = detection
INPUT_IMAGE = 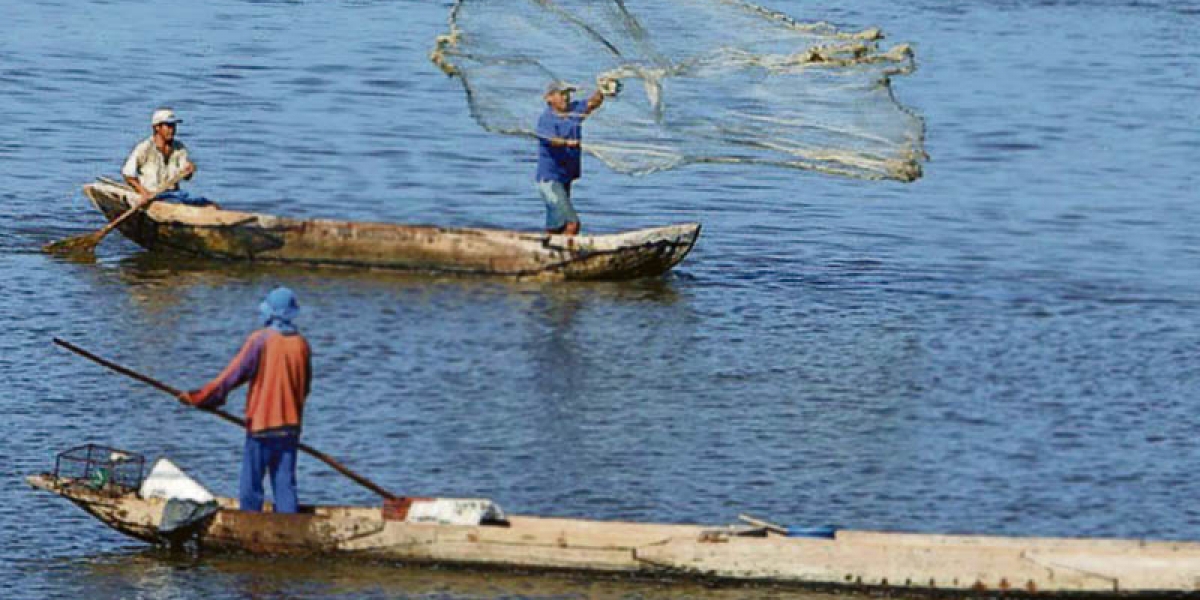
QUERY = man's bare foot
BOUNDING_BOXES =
[547,222,581,236]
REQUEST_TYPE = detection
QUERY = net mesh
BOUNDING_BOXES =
[432,0,926,182]
[53,444,145,496]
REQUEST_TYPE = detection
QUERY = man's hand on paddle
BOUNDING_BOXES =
[131,163,195,203]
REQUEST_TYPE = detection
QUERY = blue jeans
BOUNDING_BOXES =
[155,190,213,207]
[240,433,299,513]
[537,180,580,231]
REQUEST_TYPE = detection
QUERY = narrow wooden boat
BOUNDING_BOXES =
[27,471,1200,596]
[80,178,700,281]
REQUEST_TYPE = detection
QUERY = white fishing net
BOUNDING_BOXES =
[432,0,926,182]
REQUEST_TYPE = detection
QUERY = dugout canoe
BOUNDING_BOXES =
[26,471,1200,596]
[80,178,699,281]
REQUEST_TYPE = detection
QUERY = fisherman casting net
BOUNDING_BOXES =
[432,0,926,182]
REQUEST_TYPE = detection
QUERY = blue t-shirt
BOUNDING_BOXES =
[535,100,587,183]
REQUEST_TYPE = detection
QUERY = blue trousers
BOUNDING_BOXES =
[536,180,579,230]
[155,190,213,207]
[240,434,299,513]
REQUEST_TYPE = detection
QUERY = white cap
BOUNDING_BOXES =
[544,81,577,96]
[151,108,182,126]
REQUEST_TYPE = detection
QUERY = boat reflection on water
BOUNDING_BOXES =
[102,251,690,372]
[108,251,686,313]
[61,548,818,600]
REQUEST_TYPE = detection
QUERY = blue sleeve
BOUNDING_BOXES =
[569,100,588,119]
[536,111,556,140]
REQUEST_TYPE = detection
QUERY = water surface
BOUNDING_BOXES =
[3,1,1199,598]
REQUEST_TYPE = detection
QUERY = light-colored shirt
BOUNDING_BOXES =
[121,137,194,192]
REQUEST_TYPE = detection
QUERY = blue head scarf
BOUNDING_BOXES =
[259,287,300,334]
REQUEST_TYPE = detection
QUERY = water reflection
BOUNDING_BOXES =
[51,548,829,600]
[108,252,684,312]
[528,288,586,402]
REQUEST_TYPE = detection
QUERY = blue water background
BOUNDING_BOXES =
[2,0,1199,598]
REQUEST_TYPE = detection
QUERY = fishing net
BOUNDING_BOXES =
[431,0,926,182]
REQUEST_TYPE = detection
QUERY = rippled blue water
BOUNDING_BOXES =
[3,1,1199,598]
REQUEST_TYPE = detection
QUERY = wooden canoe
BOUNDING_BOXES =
[80,179,700,281]
[27,473,1200,596]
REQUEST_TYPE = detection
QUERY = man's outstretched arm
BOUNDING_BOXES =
[583,77,621,117]
[582,87,606,117]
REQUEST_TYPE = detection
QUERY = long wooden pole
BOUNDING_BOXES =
[52,337,397,501]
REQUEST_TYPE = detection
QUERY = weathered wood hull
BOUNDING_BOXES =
[81,180,700,281]
[27,474,1200,596]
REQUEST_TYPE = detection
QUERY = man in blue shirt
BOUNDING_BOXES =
[535,79,617,236]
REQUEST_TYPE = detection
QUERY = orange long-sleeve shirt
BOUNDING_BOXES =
[188,329,312,435]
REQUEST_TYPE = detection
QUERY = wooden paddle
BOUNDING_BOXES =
[52,337,398,501]
[43,170,190,256]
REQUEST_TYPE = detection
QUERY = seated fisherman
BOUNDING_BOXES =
[122,108,210,206]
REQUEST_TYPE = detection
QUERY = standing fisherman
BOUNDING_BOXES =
[180,287,313,513]
[535,78,619,235]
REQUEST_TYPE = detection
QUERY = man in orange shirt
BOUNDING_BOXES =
[181,287,312,513]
